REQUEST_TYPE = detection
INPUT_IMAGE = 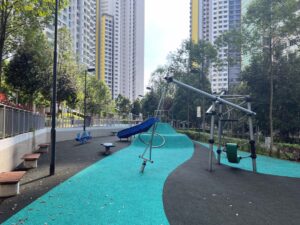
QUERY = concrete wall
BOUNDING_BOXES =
[0,126,127,172]
[0,128,49,173]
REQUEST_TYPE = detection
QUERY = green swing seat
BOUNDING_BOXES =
[225,143,241,163]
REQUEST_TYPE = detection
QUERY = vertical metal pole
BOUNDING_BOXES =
[50,0,59,176]
[149,123,156,161]
[208,101,216,172]
[83,70,87,132]
[247,99,257,172]
[217,103,223,165]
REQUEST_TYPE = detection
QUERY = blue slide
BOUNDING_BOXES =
[117,117,159,139]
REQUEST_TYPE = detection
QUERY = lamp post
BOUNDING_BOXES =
[50,0,59,176]
[83,68,95,131]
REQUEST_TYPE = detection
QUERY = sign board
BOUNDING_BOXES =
[197,106,201,118]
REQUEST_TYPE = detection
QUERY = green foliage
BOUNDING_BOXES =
[115,94,131,118]
[131,99,142,116]
[177,129,298,160]
[141,90,159,118]
[217,0,300,148]
[0,0,69,83]
[5,28,52,102]
[85,76,114,116]
[56,27,79,108]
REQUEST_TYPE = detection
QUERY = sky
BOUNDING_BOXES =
[144,0,190,89]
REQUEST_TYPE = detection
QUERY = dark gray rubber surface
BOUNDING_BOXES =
[163,143,300,225]
[0,136,129,223]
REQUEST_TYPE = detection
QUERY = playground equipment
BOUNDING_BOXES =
[138,86,168,173]
[116,117,164,172]
[213,93,255,165]
[116,87,168,173]
[75,131,92,144]
[165,75,257,172]
[117,117,159,139]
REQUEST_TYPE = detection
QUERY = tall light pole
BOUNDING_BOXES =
[50,0,59,176]
[83,68,95,131]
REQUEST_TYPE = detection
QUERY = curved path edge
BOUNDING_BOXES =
[163,142,300,225]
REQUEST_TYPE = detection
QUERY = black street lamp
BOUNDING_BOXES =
[83,68,95,131]
[50,0,59,176]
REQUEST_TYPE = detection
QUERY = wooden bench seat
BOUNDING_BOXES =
[22,153,41,169]
[101,143,115,155]
[36,143,50,153]
[0,171,26,197]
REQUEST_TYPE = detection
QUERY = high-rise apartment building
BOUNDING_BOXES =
[45,0,96,68]
[190,0,241,93]
[96,0,145,100]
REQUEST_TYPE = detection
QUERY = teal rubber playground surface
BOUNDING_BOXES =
[3,123,194,225]
[199,142,300,178]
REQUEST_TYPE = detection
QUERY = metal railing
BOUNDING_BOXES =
[45,117,142,129]
[0,104,45,139]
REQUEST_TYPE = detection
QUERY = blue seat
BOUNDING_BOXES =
[75,131,92,144]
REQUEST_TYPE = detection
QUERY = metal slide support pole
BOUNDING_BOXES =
[208,102,216,172]
[149,123,156,162]
[165,77,256,116]
[217,103,223,165]
[247,99,257,172]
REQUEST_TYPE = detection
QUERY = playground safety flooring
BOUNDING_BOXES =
[1,124,300,225]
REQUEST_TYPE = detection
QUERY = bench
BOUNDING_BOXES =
[22,153,41,169]
[0,171,26,197]
[101,143,115,155]
[36,143,50,153]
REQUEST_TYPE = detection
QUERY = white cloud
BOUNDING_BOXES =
[144,0,190,89]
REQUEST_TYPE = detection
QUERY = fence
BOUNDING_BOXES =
[45,117,142,129]
[0,104,45,139]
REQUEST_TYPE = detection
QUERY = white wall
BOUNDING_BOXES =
[0,126,128,172]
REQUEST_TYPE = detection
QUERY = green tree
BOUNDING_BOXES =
[243,0,300,154]
[115,94,131,118]
[0,0,68,85]
[56,27,79,110]
[131,99,142,117]
[218,0,300,153]
[85,76,114,117]
[5,28,52,104]
[141,90,159,119]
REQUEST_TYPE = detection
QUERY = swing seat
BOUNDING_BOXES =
[225,143,241,163]
[75,131,91,144]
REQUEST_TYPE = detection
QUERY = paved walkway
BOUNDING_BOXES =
[0,135,130,223]
[1,128,300,225]
[164,142,300,225]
